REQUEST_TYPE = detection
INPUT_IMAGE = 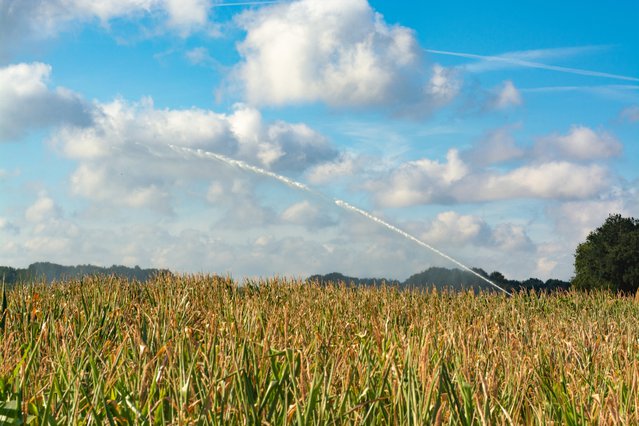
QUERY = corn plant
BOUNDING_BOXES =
[0,275,637,424]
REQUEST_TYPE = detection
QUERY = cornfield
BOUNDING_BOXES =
[0,274,638,424]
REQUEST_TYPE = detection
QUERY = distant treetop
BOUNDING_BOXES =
[572,214,639,293]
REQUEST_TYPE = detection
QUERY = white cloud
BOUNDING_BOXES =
[8,175,621,282]
[550,198,628,242]
[163,0,210,34]
[63,0,157,22]
[0,0,213,58]
[261,120,337,172]
[426,64,461,106]
[620,105,639,122]
[491,80,522,109]
[371,149,468,207]
[534,126,622,161]
[234,0,457,111]
[535,257,558,279]
[458,79,522,113]
[407,211,533,253]
[0,62,92,141]
[460,162,609,201]
[0,217,19,234]
[203,177,280,229]
[372,148,609,207]
[25,193,58,223]
[491,223,533,251]
[3,187,546,280]
[420,211,488,246]
[306,154,356,184]
[69,163,172,211]
[52,97,337,210]
[185,46,217,66]
[11,192,82,262]
[23,236,71,255]
[462,126,524,166]
[369,123,624,208]
[281,200,338,230]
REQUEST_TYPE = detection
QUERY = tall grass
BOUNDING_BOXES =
[0,274,637,424]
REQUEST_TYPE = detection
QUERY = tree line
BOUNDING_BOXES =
[309,268,570,293]
[0,262,168,286]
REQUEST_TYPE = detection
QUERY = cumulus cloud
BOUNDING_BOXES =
[491,223,534,251]
[0,193,438,280]
[0,63,93,141]
[420,211,489,246]
[459,79,522,113]
[1,190,545,280]
[491,80,522,109]
[23,236,72,255]
[549,198,628,242]
[368,122,624,208]
[185,46,218,67]
[162,0,210,34]
[371,148,609,207]
[0,168,19,183]
[69,163,173,211]
[620,105,639,123]
[370,149,468,207]
[51,97,338,210]
[305,154,357,184]
[204,177,282,229]
[426,64,461,107]
[234,0,458,112]
[462,126,524,166]
[281,200,338,230]
[0,217,19,234]
[395,209,544,280]
[535,256,559,279]
[409,211,533,253]
[25,193,59,223]
[13,192,81,260]
[534,126,622,161]
[458,162,609,201]
[0,0,213,57]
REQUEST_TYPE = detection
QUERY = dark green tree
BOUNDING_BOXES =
[572,214,639,293]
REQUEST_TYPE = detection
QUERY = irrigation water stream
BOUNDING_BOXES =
[170,145,512,296]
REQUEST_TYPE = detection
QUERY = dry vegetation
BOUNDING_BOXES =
[1,274,638,424]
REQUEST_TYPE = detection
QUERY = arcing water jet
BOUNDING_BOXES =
[170,144,512,296]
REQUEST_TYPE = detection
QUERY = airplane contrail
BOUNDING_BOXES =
[425,49,639,82]
[520,84,639,93]
[211,1,283,7]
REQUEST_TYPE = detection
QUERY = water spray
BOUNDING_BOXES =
[334,200,512,295]
[170,145,512,296]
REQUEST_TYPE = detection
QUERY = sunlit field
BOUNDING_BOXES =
[1,275,638,424]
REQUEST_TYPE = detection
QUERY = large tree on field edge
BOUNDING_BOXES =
[572,214,639,293]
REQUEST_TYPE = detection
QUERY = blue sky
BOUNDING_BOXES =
[1,0,638,280]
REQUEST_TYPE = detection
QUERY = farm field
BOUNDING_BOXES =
[1,275,638,424]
